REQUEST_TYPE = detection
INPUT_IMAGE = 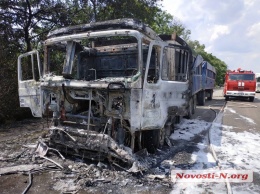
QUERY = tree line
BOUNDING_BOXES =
[0,0,227,123]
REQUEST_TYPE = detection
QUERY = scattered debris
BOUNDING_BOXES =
[34,139,65,169]
[35,139,65,160]
[0,165,34,175]
[22,173,32,194]
[0,164,55,175]
[146,174,166,180]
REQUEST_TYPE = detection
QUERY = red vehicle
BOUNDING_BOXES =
[223,68,256,102]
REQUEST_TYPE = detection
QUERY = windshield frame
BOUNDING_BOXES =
[43,30,146,81]
[228,74,255,81]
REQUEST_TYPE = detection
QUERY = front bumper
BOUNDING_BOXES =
[225,90,255,97]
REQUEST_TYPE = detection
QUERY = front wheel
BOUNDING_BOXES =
[184,98,194,119]
[249,97,254,102]
[141,130,160,153]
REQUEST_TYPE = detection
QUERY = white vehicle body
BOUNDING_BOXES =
[17,19,196,164]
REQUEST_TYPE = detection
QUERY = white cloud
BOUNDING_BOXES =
[160,0,260,73]
[247,22,260,38]
[244,0,255,7]
[210,25,230,42]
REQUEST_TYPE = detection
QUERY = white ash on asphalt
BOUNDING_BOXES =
[2,116,259,194]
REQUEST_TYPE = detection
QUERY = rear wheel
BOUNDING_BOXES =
[225,96,229,101]
[207,89,213,100]
[197,90,205,106]
[249,97,254,102]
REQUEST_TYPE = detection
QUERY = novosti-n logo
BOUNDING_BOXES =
[171,170,253,183]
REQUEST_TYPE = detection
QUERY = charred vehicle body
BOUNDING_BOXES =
[18,19,203,167]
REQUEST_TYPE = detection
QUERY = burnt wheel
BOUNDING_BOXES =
[184,98,193,119]
[141,130,160,153]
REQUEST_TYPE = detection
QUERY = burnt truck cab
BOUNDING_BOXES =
[17,19,193,164]
[223,68,256,102]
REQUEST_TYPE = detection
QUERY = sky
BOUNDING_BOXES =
[160,0,260,74]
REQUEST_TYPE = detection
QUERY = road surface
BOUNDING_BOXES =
[0,88,259,194]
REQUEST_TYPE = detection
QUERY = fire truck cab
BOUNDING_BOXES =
[223,68,256,102]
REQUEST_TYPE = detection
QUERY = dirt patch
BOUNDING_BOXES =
[0,119,175,194]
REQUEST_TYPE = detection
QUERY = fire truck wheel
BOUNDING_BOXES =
[249,97,254,102]
[225,96,229,101]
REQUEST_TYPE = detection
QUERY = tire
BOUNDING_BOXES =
[141,130,160,153]
[207,89,213,100]
[249,97,254,102]
[184,99,192,119]
[197,91,205,106]
[225,96,229,101]
[184,98,194,119]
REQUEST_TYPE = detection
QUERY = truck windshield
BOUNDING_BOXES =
[229,74,254,81]
[44,35,144,80]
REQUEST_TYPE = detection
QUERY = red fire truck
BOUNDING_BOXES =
[223,68,256,102]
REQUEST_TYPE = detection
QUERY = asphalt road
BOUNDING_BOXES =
[221,90,260,193]
[0,88,259,194]
[193,87,226,122]
[187,88,260,193]
[223,92,260,133]
[194,88,260,127]
[207,88,260,194]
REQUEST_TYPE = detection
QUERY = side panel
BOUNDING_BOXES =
[18,50,42,117]
[140,41,189,130]
[141,81,188,129]
[201,61,207,89]
[130,89,142,131]
[204,62,215,90]
[205,77,215,90]
[192,75,202,95]
[192,55,203,95]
